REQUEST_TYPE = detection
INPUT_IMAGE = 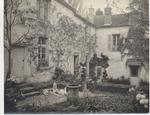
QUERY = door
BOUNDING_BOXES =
[129,65,140,86]
[74,54,79,75]
[96,66,103,82]
[12,48,25,77]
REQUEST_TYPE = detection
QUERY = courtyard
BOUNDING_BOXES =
[5,79,149,113]
[16,91,133,113]
[4,0,149,114]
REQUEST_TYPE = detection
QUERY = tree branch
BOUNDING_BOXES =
[14,29,30,44]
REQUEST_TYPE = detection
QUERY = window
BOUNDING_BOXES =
[96,66,102,77]
[38,37,48,67]
[112,34,120,51]
[37,0,49,20]
[37,0,41,18]
[44,0,48,20]
[38,37,46,44]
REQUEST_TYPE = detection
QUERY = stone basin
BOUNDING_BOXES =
[67,84,81,105]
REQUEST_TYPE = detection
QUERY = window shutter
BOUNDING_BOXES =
[108,35,112,51]
[36,0,40,18]
[46,43,49,65]
[121,34,126,44]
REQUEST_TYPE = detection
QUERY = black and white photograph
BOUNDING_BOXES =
[4,0,149,114]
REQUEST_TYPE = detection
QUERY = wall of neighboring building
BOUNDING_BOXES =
[96,26,130,79]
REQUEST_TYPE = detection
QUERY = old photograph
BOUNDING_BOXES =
[4,0,149,114]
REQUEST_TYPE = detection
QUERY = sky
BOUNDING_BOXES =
[82,0,130,15]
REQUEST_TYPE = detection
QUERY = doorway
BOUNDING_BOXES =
[74,54,79,75]
[129,65,140,86]
[12,48,25,77]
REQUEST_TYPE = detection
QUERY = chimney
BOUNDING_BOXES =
[89,6,94,17]
[104,7,112,26]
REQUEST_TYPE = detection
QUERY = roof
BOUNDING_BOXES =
[126,58,142,66]
[55,0,95,28]
[55,0,76,13]
[94,14,130,28]
[121,24,149,54]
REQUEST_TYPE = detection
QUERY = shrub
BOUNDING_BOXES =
[140,80,149,86]
[106,77,130,85]
[128,87,149,113]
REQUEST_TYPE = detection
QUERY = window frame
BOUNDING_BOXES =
[112,34,120,51]
[38,37,48,67]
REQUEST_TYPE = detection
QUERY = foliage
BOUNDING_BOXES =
[128,0,149,30]
[87,82,129,94]
[140,80,149,86]
[28,12,96,72]
[47,14,96,69]
[112,0,149,72]
[106,76,130,85]
[4,0,37,80]
[128,86,149,113]
[124,0,149,71]
[89,53,109,80]
[54,67,65,79]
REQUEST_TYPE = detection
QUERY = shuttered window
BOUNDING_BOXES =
[112,34,120,51]
[108,34,124,52]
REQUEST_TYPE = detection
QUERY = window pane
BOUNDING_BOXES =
[113,38,116,45]
[42,53,45,59]
[42,48,46,53]
[38,38,46,44]
[38,54,41,59]
[38,46,41,53]
[117,34,120,39]
[42,39,46,44]
[38,38,42,44]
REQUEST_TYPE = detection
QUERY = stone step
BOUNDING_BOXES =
[22,91,40,98]
[16,83,33,88]
[20,87,36,94]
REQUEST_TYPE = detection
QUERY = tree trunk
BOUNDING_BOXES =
[56,53,60,68]
[6,49,12,81]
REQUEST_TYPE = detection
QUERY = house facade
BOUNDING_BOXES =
[6,0,148,86]
[8,0,96,80]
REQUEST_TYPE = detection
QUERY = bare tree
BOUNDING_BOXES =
[4,0,32,81]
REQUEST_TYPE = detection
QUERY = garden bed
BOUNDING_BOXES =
[18,92,134,113]
[87,82,130,94]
